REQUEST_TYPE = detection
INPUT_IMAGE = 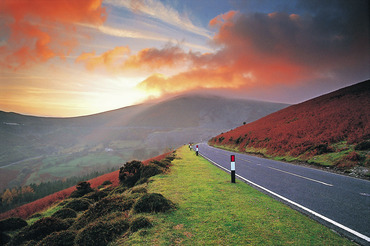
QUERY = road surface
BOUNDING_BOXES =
[196,143,370,245]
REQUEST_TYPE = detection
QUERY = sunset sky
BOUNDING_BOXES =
[0,0,369,117]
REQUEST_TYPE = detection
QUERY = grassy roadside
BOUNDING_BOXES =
[120,146,354,245]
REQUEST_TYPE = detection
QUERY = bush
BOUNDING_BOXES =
[64,218,76,228]
[131,186,147,194]
[52,208,77,219]
[119,160,143,187]
[355,140,370,150]
[72,196,134,230]
[130,216,152,232]
[8,217,69,245]
[64,198,92,212]
[109,185,127,195]
[0,217,28,231]
[1,231,11,245]
[70,181,94,198]
[74,219,129,246]
[102,180,112,186]
[133,193,175,213]
[140,164,162,180]
[151,160,168,169]
[37,230,76,246]
[83,190,108,202]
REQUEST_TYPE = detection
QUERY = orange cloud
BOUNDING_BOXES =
[76,44,191,73]
[0,0,106,69]
[124,45,187,70]
[76,46,130,71]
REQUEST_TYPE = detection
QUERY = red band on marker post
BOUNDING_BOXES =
[231,155,235,183]
[196,145,199,156]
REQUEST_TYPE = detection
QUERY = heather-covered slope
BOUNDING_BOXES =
[209,80,370,177]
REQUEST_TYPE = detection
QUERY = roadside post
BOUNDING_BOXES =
[196,145,199,156]
[189,143,192,150]
[231,155,235,183]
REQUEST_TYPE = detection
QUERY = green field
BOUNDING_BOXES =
[120,146,354,245]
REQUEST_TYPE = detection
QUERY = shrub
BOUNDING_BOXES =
[131,186,147,194]
[109,185,127,195]
[355,140,370,150]
[119,160,143,187]
[1,231,11,245]
[37,230,76,246]
[83,190,109,202]
[0,217,28,231]
[74,219,129,246]
[130,216,152,232]
[8,217,69,245]
[72,196,134,230]
[64,218,76,228]
[140,163,162,180]
[102,180,112,186]
[64,198,92,212]
[52,208,77,219]
[151,160,168,169]
[70,181,94,198]
[133,193,175,213]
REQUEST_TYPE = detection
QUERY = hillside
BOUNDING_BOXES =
[209,80,370,177]
[0,94,287,190]
[0,147,353,245]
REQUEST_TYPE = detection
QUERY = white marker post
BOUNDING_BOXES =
[231,155,235,183]
[196,145,199,156]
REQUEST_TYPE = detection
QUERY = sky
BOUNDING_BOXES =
[0,0,369,117]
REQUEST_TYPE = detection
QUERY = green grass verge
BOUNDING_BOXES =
[119,146,354,245]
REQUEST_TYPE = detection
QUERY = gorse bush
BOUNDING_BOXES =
[133,193,175,213]
[0,217,28,231]
[140,163,162,180]
[72,196,134,230]
[1,231,11,245]
[83,189,109,202]
[8,217,69,245]
[119,160,143,187]
[131,186,147,194]
[37,230,76,246]
[74,219,129,246]
[63,198,92,212]
[102,180,112,186]
[130,216,152,232]
[69,181,94,198]
[52,208,77,219]
[119,157,174,187]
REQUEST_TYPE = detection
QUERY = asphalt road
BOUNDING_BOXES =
[196,143,370,245]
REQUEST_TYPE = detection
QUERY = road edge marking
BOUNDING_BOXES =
[200,153,370,244]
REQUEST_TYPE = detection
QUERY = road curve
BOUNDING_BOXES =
[196,143,370,245]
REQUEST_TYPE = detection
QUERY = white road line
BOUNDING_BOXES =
[267,166,334,187]
[200,153,370,244]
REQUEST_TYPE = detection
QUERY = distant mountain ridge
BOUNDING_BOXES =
[0,94,287,190]
[209,80,370,177]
